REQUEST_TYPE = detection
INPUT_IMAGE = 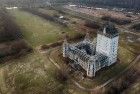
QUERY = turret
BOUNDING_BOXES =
[87,57,95,77]
[62,37,69,57]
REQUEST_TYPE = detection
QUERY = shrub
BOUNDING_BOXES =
[101,16,132,25]
[130,23,140,31]
[0,40,32,59]
[106,65,140,94]
[84,21,100,29]
[22,8,68,27]
[55,69,69,84]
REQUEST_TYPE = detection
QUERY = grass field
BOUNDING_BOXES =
[0,9,88,94]
[9,9,80,47]
[0,51,89,94]
[0,51,69,94]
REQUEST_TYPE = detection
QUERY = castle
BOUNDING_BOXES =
[62,23,119,77]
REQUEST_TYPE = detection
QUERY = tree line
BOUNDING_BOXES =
[0,8,32,60]
[22,8,68,27]
[0,7,23,43]
[1,0,140,10]
[69,0,140,9]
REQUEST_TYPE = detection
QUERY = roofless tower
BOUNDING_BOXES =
[96,23,119,66]
[62,22,119,77]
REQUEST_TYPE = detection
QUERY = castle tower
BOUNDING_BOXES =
[87,57,95,77]
[96,23,119,66]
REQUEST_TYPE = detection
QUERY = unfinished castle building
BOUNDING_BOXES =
[62,23,119,77]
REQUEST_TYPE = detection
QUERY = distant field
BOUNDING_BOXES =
[9,9,80,47]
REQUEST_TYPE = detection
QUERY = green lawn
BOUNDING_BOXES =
[9,9,79,47]
[0,51,69,94]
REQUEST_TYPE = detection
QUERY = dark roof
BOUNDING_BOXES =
[98,22,119,38]
[76,43,93,55]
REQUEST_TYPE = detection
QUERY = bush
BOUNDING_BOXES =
[101,16,132,25]
[0,40,32,59]
[41,41,63,50]
[53,14,59,18]
[69,33,85,41]
[55,69,69,84]
[130,23,140,31]
[22,8,68,27]
[72,21,77,24]
[84,21,101,29]
[57,10,66,15]
[106,66,140,94]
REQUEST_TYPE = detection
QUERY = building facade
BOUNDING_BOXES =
[62,23,119,77]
